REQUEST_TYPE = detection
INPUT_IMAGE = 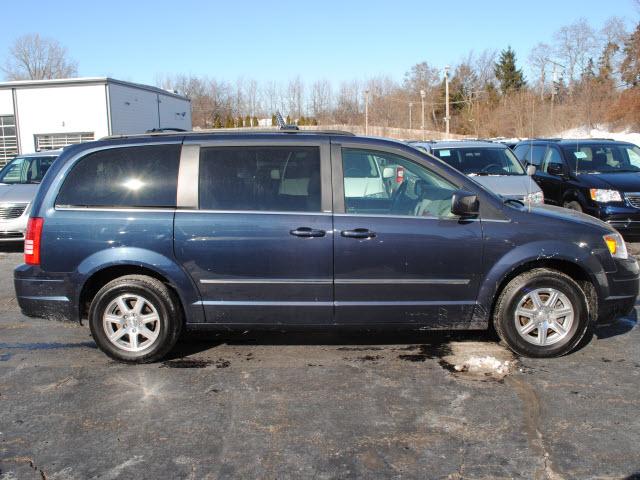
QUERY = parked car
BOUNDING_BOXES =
[410,140,544,206]
[0,150,61,241]
[14,131,638,362]
[514,139,640,241]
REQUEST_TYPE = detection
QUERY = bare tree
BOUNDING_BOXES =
[554,18,598,87]
[310,79,332,120]
[2,34,77,80]
[287,76,304,119]
[528,43,551,99]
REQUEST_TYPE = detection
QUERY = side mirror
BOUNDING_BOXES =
[526,164,536,176]
[451,190,479,217]
[547,163,566,176]
[382,167,395,179]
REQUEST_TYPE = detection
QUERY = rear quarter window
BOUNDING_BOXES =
[56,145,180,208]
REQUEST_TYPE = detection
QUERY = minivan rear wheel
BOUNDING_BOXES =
[493,268,590,358]
[89,275,182,363]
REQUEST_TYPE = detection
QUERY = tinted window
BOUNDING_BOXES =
[0,155,56,184]
[342,148,457,218]
[199,146,321,212]
[530,145,547,166]
[542,147,563,172]
[513,144,529,162]
[56,145,180,207]
[561,144,640,174]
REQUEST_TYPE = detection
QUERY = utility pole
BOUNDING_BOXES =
[364,89,370,135]
[444,66,450,139]
[408,102,413,130]
[420,90,426,141]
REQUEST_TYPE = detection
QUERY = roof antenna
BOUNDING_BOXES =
[275,111,299,131]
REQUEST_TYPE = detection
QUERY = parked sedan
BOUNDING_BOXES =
[410,140,544,206]
[0,150,61,240]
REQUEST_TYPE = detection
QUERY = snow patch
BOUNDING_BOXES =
[453,355,513,375]
[557,125,640,146]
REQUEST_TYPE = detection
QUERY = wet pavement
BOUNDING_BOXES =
[0,249,639,479]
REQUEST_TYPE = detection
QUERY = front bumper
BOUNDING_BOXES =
[597,256,640,323]
[588,204,640,242]
[0,215,28,241]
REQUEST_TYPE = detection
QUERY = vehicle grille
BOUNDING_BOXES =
[0,203,28,220]
[625,193,640,209]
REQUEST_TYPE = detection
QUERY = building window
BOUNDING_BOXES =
[0,115,18,167]
[34,132,94,151]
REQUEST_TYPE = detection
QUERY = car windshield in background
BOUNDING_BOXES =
[562,144,640,174]
[432,147,525,176]
[0,155,57,184]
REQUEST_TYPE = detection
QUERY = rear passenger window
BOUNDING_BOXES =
[56,145,180,208]
[199,146,321,212]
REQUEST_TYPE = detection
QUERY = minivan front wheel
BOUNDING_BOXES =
[493,268,590,358]
[89,275,182,363]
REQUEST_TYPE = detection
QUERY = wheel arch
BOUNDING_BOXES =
[477,243,605,327]
[75,249,204,324]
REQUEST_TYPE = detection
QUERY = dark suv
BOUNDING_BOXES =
[14,131,639,362]
[514,139,640,241]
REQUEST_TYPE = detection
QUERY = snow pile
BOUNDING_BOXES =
[558,125,640,146]
[453,356,513,375]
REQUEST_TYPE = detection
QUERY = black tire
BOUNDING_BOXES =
[493,268,591,358]
[89,275,182,363]
[563,200,583,212]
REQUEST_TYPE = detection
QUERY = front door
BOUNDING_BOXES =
[174,141,334,325]
[332,145,483,327]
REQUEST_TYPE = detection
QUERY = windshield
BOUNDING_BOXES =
[562,144,640,174]
[0,155,57,184]
[432,147,525,175]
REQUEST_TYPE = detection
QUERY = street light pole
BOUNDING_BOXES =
[408,102,413,130]
[444,66,450,139]
[364,90,370,135]
[420,90,425,141]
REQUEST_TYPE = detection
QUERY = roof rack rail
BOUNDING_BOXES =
[100,128,356,141]
[145,127,187,133]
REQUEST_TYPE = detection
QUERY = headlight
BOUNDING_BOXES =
[603,233,628,259]
[525,191,544,205]
[590,189,622,203]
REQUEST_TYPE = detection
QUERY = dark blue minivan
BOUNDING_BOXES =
[14,131,639,362]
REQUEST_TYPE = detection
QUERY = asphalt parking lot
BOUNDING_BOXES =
[1,247,639,480]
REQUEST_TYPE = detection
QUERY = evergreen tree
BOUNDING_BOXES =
[245,115,251,128]
[298,116,306,126]
[598,42,619,82]
[252,116,259,127]
[582,58,596,81]
[494,46,526,94]
[225,116,234,128]
[621,23,640,86]
[237,116,244,127]
[271,114,277,126]
[286,115,292,124]
[213,115,222,129]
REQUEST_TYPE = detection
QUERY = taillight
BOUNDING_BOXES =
[396,167,405,184]
[24,217,44,265]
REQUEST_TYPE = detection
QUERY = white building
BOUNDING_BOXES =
[0,77,192,164]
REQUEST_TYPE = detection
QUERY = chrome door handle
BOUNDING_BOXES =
[290,227,326,238]
[341,228,376,239]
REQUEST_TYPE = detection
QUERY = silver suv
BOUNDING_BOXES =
[0,150,61,240]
